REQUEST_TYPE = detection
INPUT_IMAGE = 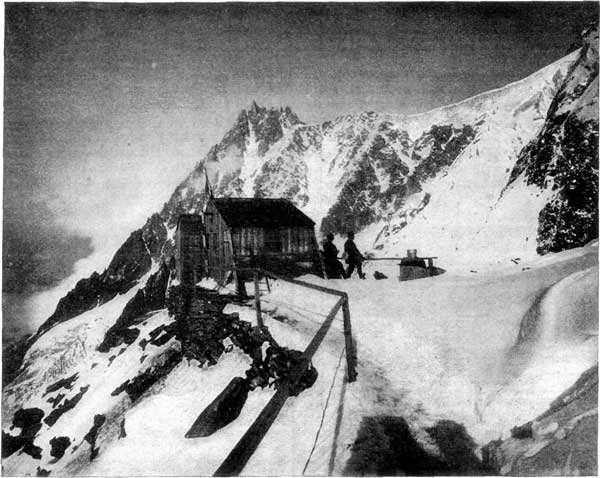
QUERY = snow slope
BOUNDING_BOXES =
[234,242,597,475]
[2,231,596,476]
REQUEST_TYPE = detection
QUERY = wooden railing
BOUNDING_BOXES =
[211,267,357,477]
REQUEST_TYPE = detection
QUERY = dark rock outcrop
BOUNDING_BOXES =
[507,24,598,255]
[2,407,45,459]
[44,385,89,427]
[43,373,79,397]
[37,227,155,337]
[110,347,181,403]
[322,122,476,236]
[83,414,106,461]
[483,365,598,475]
[410,124,476,185]
[2,333,32,387]
[49,436,71,460]
[97,261,170,353]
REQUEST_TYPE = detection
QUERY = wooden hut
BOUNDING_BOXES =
[176,214,205,288]
[203,197,321,284]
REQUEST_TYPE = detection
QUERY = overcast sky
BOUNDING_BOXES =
[3,2,597,318]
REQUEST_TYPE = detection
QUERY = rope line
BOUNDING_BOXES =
[302,346,346,476]
[260,298,333,320]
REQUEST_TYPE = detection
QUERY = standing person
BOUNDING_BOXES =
[344,231,366,279]
[322,233,345,279]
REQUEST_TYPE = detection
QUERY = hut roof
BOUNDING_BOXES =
[210,198,315,228]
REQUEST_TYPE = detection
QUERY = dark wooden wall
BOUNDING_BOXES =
[176,215,205,288]
[204,202,234,285]
[203,203,322,284]
[231,226,314,255]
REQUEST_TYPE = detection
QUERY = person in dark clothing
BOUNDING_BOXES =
[323,233,345,279]
[344,231,366,279]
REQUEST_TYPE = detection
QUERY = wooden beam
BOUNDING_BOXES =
[213,297,344,477]
[254,271,264,329]
[342,299,358,383]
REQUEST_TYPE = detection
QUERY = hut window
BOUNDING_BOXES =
[241,228,252,255]
[265,229,282,253]
[299,228,310,252]
[291,228,300,252]
[297,228,304,252]
[282,228,291,253]
[232,231,241,252]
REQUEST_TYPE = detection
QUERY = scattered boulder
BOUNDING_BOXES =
[511,421,533,439]
[36,466,51,476]
[49,436,71,460]
[373,271,388,280]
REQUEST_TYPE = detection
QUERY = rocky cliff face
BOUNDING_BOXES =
[508,24,598,254]
[35,214,168,338]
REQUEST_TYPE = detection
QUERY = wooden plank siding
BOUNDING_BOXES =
[202,198,323,285]
[204,201,232,285]
[176,215,206,288]
[204,213,318,284]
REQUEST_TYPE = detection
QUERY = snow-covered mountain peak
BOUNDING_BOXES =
[158,41,591,270]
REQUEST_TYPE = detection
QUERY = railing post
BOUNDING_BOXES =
[342,296,357,382]
[254,271,264,329]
